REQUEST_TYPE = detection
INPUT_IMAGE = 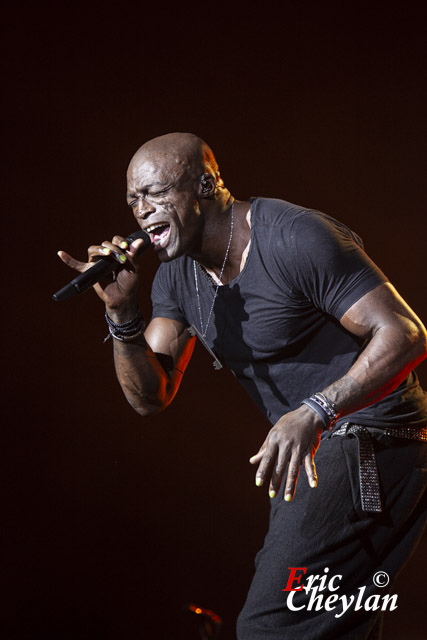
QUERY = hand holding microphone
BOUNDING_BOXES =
[53,230,152,305]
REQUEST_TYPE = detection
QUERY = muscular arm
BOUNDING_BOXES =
[251,282,427,500]
[322,282,427,413]
[58,233,195,416]
[111,314,195,416]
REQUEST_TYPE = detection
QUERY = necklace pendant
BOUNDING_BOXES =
[188,325,223,370]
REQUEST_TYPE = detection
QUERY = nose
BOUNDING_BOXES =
[134,196,156,220]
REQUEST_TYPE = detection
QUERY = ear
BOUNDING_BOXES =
[198,173,216,198]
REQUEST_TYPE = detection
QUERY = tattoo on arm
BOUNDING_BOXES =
[321,375,364,415]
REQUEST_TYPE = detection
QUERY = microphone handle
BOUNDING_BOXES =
[53,229,151,302]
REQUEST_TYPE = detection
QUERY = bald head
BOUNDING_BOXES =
[128,132,223,189]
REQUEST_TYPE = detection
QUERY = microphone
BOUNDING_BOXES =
[53,229,152,302]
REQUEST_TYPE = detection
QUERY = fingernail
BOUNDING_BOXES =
[249,456,257,463]
[285,494,292,502]
[255,477,262,487]
[120,241,128,249]
[269,490,276,499]
[310,479,317,488]
[119,254,127,263]
[102,247,111,255]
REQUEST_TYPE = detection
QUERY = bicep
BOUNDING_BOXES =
[144,316,196,375]
[340,282,426,346]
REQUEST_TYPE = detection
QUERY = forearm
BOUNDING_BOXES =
[321,320,427,417]
[112,335,177,416]
[106,303,179,416]
[253,284,427,500]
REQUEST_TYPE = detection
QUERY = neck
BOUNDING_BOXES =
[189,198,251,283]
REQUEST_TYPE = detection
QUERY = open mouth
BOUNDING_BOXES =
[145,223,171,248]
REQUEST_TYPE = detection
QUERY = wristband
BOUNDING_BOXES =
[301,392,340,431]
[104,309,146,343]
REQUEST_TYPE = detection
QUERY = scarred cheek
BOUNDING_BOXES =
[161,202,179,215]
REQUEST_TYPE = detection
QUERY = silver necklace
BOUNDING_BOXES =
[193,202,234,337]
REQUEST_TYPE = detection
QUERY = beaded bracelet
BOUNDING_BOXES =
[301,392,340,431]
[104,309,146,343]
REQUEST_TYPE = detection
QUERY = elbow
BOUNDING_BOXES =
[409,320,427,361]
[131,403,162,418]
[416,327,427,363]
[128,397,167,418]
[120,370,181,418]
[378,317,427,382]
[400,319,427,370]
[127,389,175,418]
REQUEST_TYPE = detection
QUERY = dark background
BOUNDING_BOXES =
[2,2,427,638]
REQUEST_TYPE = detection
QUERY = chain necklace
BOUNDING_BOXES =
[193,202,234,338]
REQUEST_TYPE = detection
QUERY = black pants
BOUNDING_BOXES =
[237,431,427,639]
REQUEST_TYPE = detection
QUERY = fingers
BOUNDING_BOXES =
[56,250,90,273]
[251,442,298,501]
[250,434,319,503]
[112,235,145,259]
[269,453,316,502]
[283,456,301,502]
[89,240,128,266]
[304,452,318,489]
[279,450,318,501]
[268,447,289,499]
[249,450,264,466]
[96,235,145,268]
[58,234,145,273]
[112,235,129,250]
[249,438,269,486]
[250,436,283,494]
[252,445,278,490]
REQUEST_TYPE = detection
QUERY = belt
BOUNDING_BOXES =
[332,423,427,513]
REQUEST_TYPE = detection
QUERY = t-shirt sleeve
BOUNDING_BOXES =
[151,263,188,325]
[284,210,389,319]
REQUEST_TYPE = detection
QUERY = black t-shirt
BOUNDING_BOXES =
[151,197,427,428]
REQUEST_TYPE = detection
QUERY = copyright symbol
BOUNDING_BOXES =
[373,571,389,587]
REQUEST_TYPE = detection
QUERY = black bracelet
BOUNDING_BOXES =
[104,309,146,343]
[301,392,340,431]
[300,398,330,428]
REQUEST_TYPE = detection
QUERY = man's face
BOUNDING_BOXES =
[126,152,203,262]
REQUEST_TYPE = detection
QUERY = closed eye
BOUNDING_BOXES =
[127,186,171,208]
[150,187,170,196]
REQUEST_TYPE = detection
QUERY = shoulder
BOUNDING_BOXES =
[251,197,363,246]
[250,198,365,259]
[250,197,308,228]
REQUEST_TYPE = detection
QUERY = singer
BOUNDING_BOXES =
[58,133,427,639]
